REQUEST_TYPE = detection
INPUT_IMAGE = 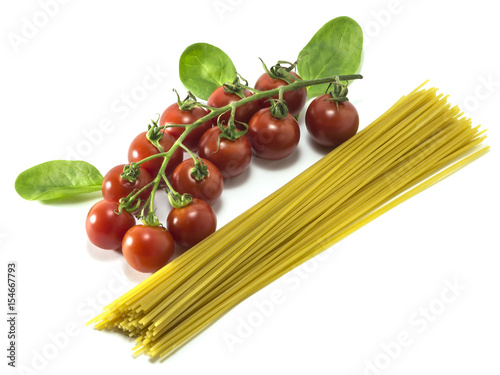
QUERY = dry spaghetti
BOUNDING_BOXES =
[89,83,488,359]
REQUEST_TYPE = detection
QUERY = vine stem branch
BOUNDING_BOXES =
[130,73,362,220]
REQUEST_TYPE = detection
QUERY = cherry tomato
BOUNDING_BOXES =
[122,225,174,273]
[128,131,183,178]
[102,164,153,208]
[160,103,212,151]
[167,198,217,248]
[247,108,300,160]
[171,158,223,206]
[207,86,260,128]
[86,200,136,250]
[305,96,359,148]
[197,126,252,179]
[254,71,307,117]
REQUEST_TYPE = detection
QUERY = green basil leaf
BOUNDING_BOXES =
[179,43,237,100]
[15,160,103,201]
[297,16,363,98]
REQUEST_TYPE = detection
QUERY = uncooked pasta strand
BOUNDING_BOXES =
[89,85,488,360]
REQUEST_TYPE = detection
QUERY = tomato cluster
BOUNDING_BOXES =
[85,61,359,274]
[85,109,219,273]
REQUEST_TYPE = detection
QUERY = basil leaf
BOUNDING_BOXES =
[179,43,237,100]
[15,160,103,201]
[297,16,363,98]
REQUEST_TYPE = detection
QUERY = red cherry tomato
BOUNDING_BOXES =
[128,131,183,178]
[207,86,260,129]
[254,71,307,117]
[167,198,217,248]
[102,164,153,208]
[197,126,252,179]
[122,225,174,273]
[171,158,223,206]
[247,108,300,160]
[305,96,359,148]
[159,103,212,151]
[86,200,136,250]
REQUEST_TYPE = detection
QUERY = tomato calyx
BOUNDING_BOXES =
[222,74,249,99]
[259,58,301,85]
[118,194,142,215]
[178,143,210,181]
[141,210,161,227]
[117,177,156,215]
[173,88,199,111]
[268,89,289,119]
[120,163,141,183]
[190,158,209,181]
[215,106,248,143]
[326,77,351,110]
[217,121,247,144]
[167,190,193,209]
[146,116,166,152]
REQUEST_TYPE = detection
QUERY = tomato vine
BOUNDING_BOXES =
[117,73,362,222]
[14,15,365,273]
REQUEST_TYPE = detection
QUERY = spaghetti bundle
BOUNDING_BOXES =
[90,84,488,358]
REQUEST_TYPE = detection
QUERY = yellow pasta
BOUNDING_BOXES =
[89,83,489,359]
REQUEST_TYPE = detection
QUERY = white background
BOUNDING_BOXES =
[1,0,499,374]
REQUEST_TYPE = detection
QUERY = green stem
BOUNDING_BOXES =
[194,102,218,111]
[160,74,361,133]
[227,103,237,131]
[144,156,171,225]
[122,180,155,208]
[270,87,288,119]
[180,142,198,161]
[137,195,152,221]
[238,85,262,94]
[181,143,209,181]
[138,73,362,224]
[161,172,176,195]
[162,124,188,128]
[132,151,171,167]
